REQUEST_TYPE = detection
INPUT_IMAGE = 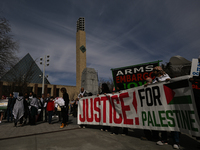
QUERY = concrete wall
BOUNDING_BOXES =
[81,68,98,95]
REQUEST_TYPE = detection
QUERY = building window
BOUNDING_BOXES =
[47,88,51,95]
[37,87,42,96]
[56,88,60,97]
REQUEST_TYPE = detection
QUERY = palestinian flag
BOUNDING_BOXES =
[163,79,193,105]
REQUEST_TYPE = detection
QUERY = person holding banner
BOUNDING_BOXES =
[151,66,170,145]
[78,87,89,128]
[111,83,129,136]
[151,66,181,149]
[141,77,159,141]
[190,77,200,118]
[98,83,111,132]
[189,66,200,143]
[152,66,170,83]
[144,77,152,87]
[78,87,88,99]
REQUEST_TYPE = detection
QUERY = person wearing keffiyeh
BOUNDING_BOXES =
[12,93,24,127]
[78,87,88,99]
[30,94,40,125]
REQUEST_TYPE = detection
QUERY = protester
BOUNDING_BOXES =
[7,93,16,122]
[141,67,171,142]
[189,71,200,145]
[30,94,40,125]
[70,99,75,116]
[78,87,88,98]
[189,77,200,118]
[0,95,6,123]
[23,92,29,125]
[110,83,126,135]
[54,97,65,122]
[46,96,55,124]
[117,83,129,136]
[44,93,51,122]
[141,77,157,141]
[38,94,44,121]
[60,87,69,128]
[78,87,88,128]
[152,66,170,83]
[144,77,152,87]
[1,95,6,99]
[54,101,61,122]
[151,66,180,149]
[98,83,111,132]
[73,98,79,117]
[29,92,33,103]
[151,66,170,146]
[28,92,34,122]
[13,93,24,127]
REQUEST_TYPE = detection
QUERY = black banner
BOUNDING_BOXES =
[111,61,161,89]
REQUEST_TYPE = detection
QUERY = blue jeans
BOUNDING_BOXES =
[48,111,53,124]
[7,107,13,122]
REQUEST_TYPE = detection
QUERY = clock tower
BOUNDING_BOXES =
[76,17,86,90]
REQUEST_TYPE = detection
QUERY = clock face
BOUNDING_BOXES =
[80,45,86,53]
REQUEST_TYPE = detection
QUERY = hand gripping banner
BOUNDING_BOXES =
[78,75,200,137]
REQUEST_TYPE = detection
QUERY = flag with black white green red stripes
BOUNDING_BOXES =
[138,75,200,136]
[164,78,193,105]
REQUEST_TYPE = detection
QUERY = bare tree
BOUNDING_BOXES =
[0,17,19,78]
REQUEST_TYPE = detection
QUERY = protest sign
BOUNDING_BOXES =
[78,75,200,137]
[111,61,161,89]
[190,59,200,76]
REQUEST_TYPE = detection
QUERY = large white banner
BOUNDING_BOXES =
[78,75,200,137]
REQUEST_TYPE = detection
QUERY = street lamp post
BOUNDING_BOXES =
[40,55,50,94]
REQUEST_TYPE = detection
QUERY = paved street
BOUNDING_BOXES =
[0,116,199,150]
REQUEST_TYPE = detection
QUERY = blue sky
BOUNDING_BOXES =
[1,0,200,86]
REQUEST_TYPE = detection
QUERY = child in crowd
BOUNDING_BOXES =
[46,96,55,124]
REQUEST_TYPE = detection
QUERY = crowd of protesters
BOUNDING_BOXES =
[0,87,70,129]
[0,65,199,150]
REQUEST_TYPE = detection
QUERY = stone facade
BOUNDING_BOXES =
[81,68,98,95]
[0,81,77,100]
[76,30,86,91]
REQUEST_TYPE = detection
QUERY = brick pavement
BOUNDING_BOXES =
[0,115,79,140]
[0,116,200,150]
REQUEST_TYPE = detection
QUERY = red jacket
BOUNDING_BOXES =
[46,101,54,111]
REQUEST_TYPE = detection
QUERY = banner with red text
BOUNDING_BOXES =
[78,75,200,137]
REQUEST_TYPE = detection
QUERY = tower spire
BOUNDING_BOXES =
[76,17,86,90]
